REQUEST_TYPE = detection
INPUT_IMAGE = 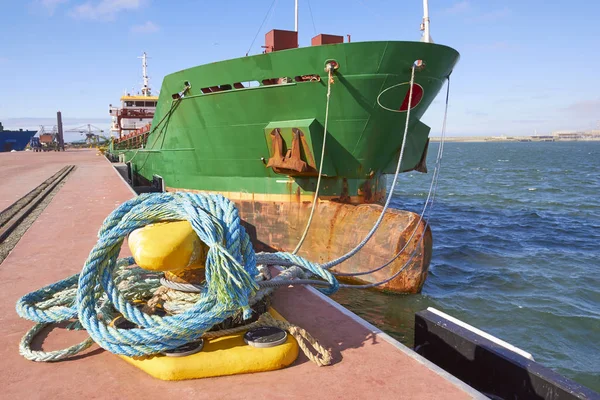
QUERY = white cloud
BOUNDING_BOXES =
[563,99,600,117]
[478,7,511,22]
[131,20,159,33]
[444,2,510,23]
[69,0,144,21]
[34,0,69,15]
[445,1,470,14]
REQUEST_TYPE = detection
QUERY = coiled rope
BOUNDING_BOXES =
[16,192,337,362]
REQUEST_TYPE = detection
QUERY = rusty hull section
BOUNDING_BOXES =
[236,199,432,293]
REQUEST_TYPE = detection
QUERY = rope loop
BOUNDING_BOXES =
[16,192,338,360]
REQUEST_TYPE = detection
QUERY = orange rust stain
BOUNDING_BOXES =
[285,180,293,195]
[359,178,373,203]
[326,204,345,251]
[338,178,350,203]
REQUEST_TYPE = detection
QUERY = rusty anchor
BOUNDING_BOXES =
[266,128,317,176]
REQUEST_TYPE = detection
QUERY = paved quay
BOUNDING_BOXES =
[0,149,483,399]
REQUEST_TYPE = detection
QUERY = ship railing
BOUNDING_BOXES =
[113,123,152,148]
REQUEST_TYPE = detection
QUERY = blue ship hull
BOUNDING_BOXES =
[0,130,36,152]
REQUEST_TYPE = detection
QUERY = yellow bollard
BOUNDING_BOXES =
[122,220,299,380]
[128,220,208,284]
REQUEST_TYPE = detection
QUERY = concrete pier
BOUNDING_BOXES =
[0,149,483,399]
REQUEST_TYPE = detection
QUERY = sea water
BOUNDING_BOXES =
[331,141,600,391]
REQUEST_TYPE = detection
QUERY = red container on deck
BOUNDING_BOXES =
[39,134,53,144]
[264,29,298,53]
[311,34,344,46]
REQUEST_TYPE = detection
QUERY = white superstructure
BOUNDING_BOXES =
[109,52,158,138]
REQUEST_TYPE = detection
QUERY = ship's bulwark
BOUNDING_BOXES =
[117,40,458,292]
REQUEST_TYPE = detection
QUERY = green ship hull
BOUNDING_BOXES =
[110,40,459,292]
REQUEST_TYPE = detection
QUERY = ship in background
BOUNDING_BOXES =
[0,122,36,152]
[107,1,460,293]
[109,52,158,139]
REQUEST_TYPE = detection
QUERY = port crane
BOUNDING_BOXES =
[64,124,108,147]
[31,125,60,151]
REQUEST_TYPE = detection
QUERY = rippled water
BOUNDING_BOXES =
[331,141,600,391]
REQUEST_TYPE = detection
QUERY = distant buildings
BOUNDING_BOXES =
[430,130,600,142]
[531,135,555,141]
[551,130,600,140]
[486,135,508,141]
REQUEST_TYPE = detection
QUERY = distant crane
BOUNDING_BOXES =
[33,125,60,151]
[64,124,107,147]
[30,112,66,151]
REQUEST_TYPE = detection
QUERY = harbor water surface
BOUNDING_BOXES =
[331,141,600,391]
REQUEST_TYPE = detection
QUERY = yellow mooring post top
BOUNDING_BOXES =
[128,221,208,272]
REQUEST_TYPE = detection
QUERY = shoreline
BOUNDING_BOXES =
[430,136,600,143]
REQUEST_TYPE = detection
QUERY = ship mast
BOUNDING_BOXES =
[139,52,151,97]
[420,0,433,43]
[294,0,299,32]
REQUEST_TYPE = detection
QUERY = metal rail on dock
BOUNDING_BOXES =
[0,165,74,248]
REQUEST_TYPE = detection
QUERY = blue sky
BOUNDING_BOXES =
[0,0,599,136]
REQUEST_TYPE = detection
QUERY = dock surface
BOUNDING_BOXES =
[0,150,482,399]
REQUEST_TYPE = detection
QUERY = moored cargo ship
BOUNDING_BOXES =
[0,122,36,152]
[108,4,459,293]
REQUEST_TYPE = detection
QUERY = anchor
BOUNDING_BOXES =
[266,128,318,176]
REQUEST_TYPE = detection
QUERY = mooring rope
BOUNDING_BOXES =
[295,64,419,266]
[16,192,338,362]
[319,76,452,289]
[334,76,451,279]
[291,66,454,288]
[124,97,181,171]
[202,313,332,366]
[318,64,418,270]
[292,65,335,255]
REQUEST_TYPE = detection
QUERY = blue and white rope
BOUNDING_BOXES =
[16,192,338,361]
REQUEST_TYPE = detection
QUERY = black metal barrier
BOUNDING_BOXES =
[414,309,598,400]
